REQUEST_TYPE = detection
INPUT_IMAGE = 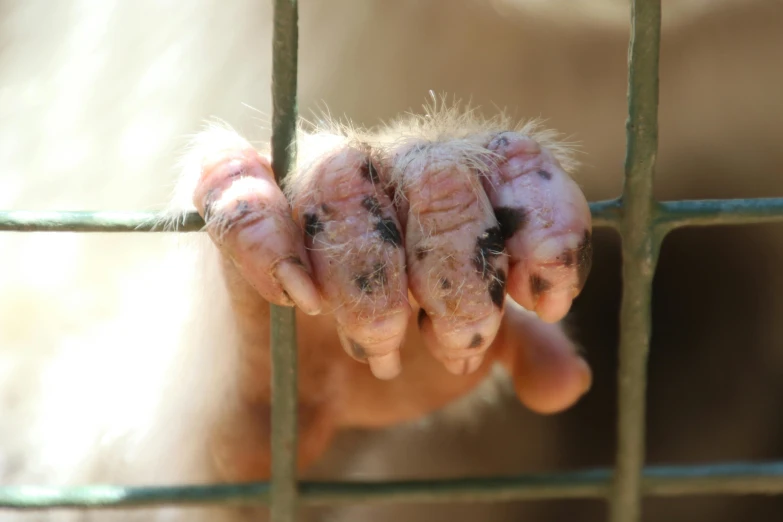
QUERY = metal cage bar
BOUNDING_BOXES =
[4,462,783,510]
[3,0,783,520]
[269,1,300,521]
[4,198,783,234]
[611,0,661,521]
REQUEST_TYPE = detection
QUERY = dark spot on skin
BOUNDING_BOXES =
[355,274,372,293]
[321,203,332,215]
[439,278,452,290]
[479,226,505,257]
[226,165,245,179]
[489,269,507,308]
[360,158,380,184]
[556,230,592,289]
[376,218,403,247]
[576,229,593,289]
[473,226,505,279]
[417,308,428,328]
[468,333,484,349]
[235,200,251,216]
[530,274,553,297]
[304,213,324,237]
[415,247,429,260]
[537,170,552,180]
[374,263,388,287]
[349,339,367,360]
[494,207,528,240]
[355,263,388,294]
[361,195,383,217]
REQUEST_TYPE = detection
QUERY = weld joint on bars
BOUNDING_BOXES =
[2,198,783,234]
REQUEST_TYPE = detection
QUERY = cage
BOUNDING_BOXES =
[1,1,783,521]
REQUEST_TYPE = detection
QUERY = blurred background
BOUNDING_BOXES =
[1,0,783,520]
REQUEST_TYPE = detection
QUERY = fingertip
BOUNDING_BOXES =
[368,351,402,380]
[442,354,485,376]
[515,351,592,415]
[337,311,408,379]
[577,355,593,395]
[509,317,592,415]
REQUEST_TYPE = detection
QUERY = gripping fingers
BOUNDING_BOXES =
[290,138,410,380]
[394,141,508,376]
[190,129,321,315]
[481,131,592,323]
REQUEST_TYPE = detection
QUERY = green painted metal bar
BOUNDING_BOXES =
[4,462,783,511]
[611,0,661,521]
[303,462,783,505]
[0,483,269,510]
[590,199,623,228]
[0,201,622,232]
[269,1,300,522]
[0,210,205,232]
[4,196,780,234]
[655,198,783,231]
[3,198,783,234]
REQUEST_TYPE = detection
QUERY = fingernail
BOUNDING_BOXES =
[368,351,401,380]
[276,260,322,315]
[443,354,484,376]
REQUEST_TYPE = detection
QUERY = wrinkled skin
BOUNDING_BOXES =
[2,1,783,522]
[186,119,593,480]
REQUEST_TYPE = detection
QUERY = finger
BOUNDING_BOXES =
[289,136,410,380]
[189,127,321,315]
[496,301,592,414]
[481,131,593,323]
[393,140,508,376]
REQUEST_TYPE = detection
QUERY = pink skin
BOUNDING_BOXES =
[191,128,593,380]
[396,144,508,375]
[482,132,593,323]
[192,146,322,315]
[291,147,410,380]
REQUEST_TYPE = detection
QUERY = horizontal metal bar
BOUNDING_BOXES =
[3,462,783,511]
[0,211,205,232]
[655,198,783,231]
[0,203,615,233]
[1,198,780,234]
[589,199,623,228]
[0,483,269,510]
[304,462,783,506]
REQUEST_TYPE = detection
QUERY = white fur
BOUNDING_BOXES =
[1,1,777,522]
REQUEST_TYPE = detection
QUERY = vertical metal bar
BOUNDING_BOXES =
[610,0,661,521]
[270,1,299,521]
